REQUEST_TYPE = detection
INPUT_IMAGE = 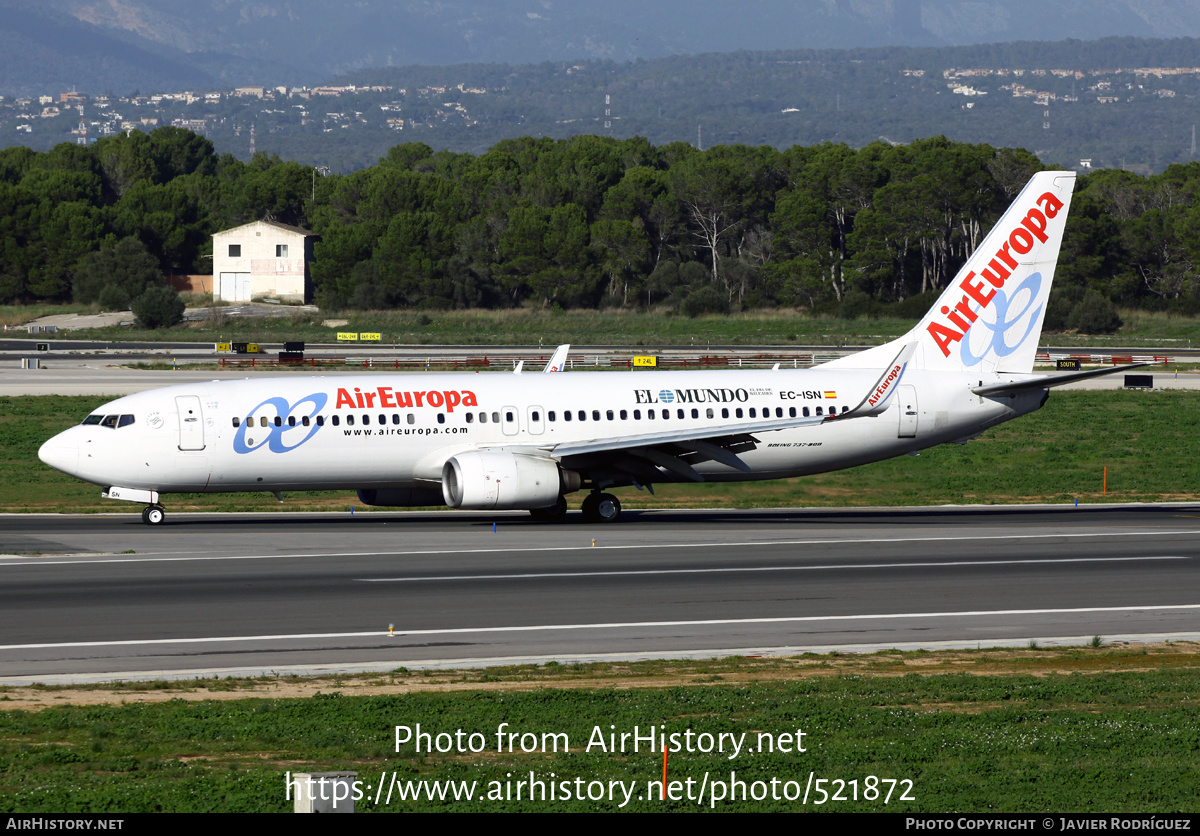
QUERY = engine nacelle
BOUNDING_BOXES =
[442,451,576,510]
[356,487,446,507]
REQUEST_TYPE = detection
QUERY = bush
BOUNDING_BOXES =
[1067,290,1122,334]
[681,285,729,317]
[891,290,940,319]
[1043,285,1087,331]
[131,285,185,329]
[839,289,875,320]
[97,284,131,312]
[72,238,163,305]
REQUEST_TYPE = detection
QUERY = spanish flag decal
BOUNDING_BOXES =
[824,390,837,399]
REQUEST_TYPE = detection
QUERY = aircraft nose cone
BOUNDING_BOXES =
[38,436,78,476]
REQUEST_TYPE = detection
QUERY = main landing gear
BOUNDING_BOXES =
[527,492,622,523]
[141,505,166,525]
[528,496,568,522]
[581,492,621,524]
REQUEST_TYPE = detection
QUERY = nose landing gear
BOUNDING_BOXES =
[141,505,166,525]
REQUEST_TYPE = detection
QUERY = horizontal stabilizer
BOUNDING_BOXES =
[971,363,1156,397]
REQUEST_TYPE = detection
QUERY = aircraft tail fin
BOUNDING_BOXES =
[825,171,1076,375]
[543,344,570,373]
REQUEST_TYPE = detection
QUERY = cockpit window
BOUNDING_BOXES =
[82,414,103,425]
[117,414,135,428]
[100,415,119,428]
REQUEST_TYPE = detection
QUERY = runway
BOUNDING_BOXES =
[2,505,1199,685]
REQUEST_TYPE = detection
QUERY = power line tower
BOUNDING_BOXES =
[75,104,86,146]
[604,87,611,132]
[249,121,256,157]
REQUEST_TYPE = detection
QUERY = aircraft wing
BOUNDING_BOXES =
[529,346,917,480]
[971,363,1156,397]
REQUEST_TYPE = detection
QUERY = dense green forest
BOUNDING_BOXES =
[1,127,1195,328]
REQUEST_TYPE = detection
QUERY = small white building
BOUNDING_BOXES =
[211,220,315,303]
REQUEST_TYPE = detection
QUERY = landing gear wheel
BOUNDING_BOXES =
[529,496,568,522]
[142,505,165,526]
[581,492,621,523]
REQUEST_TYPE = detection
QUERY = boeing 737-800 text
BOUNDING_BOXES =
[38,171,1131,524]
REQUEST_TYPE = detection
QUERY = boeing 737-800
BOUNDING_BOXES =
[38,171,1131,524]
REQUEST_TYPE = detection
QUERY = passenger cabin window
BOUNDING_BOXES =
[437,413,445,424]
[407,414,415,425]
[332,415,340,426]
[232,417,241,427]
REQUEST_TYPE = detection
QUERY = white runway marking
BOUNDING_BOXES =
[4,603,1199,651]
[3,529,1200,567]
[356,554,1190,583]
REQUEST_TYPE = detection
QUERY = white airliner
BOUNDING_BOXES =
[38,171,1132,524]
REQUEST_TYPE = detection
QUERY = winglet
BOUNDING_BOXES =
[543,344,570,373]
[826,342,916,422]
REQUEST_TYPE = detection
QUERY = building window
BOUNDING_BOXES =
[228,244,241,257]
[276,244,289,258]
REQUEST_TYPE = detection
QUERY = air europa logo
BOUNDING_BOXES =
[867,363,904,407]
[335,387,478,412]
[926,189,1064,358]
[233,393,327,454]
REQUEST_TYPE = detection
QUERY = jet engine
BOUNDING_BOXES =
[442,451,579,510]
